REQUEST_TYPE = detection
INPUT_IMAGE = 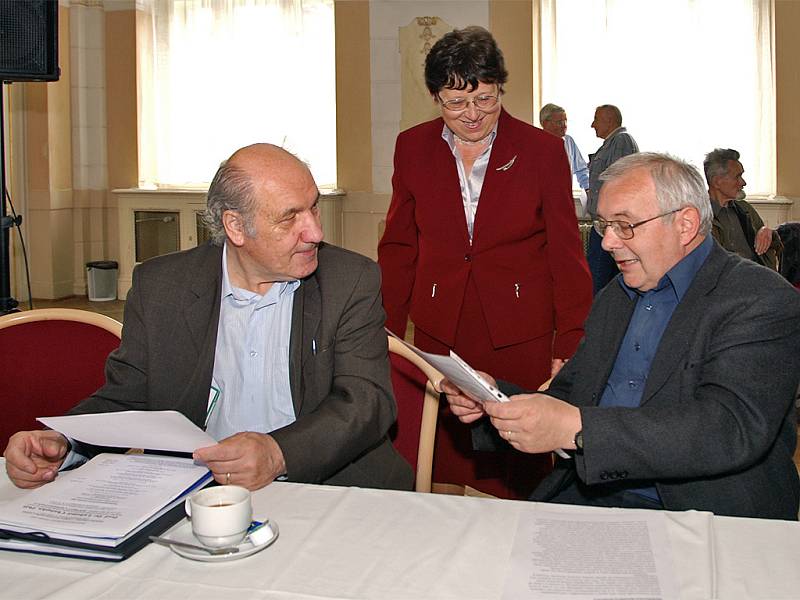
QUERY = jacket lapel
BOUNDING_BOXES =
[185,245,223,352]
[289,271,320,416]
[180,243,223,425]
[431,124,472,246]
[640,243,726,404]
[472,110,517,244]
[592,285,637,398]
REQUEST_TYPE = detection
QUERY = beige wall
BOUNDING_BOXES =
[9,0,800,299]
[335,1,372,193]
[105,10,138,192]
[776,0,800,213]
[23,5,74,299]
[490,1,533,123]
[103,8,138,265]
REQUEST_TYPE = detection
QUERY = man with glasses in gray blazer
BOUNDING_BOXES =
[444,152,800,520]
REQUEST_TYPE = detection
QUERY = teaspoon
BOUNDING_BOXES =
[148,535,240,555]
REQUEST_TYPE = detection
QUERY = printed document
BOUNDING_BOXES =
[0,453,211,546]
[502,507,679,599]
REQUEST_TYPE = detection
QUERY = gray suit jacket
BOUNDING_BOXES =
[71,242,413,490]
[587,127,639,217]
[533,241,800,519]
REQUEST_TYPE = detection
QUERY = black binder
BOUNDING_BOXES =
[0,500,188,561]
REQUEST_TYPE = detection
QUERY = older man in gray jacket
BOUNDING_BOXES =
[5,144,413,493]
[445,152,800,520]
[587,104,639,295]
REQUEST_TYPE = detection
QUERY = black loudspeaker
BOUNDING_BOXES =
[0,0,59,82]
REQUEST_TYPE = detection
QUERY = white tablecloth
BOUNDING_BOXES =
[2,458,799,599]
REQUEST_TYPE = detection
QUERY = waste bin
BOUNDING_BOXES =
[86,260,119,301]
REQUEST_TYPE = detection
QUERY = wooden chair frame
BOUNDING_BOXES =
[388,332,557,494]
[387,335,444,493]
[0,308,122,338]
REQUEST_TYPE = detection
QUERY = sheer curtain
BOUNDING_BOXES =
[538,0,775,194]
[137,0,335,188]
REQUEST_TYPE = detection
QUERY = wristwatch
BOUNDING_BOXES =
[573,430,584,453]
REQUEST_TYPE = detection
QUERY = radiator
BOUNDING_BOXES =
[578,220,593,256]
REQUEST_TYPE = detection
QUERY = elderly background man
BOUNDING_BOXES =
[539,103,589,193]
[444,152,800,520]
[5,143,413,492]
[378,26,591,499]
[587,104,640,295]
[704,147,780,269]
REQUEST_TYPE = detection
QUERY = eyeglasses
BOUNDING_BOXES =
[592,209,681,240]
[438,93,500,113]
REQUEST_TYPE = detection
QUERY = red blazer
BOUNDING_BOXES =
[378,109,591,357]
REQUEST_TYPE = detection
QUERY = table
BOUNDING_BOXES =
[2,458,799,599]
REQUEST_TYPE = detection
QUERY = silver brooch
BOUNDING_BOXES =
[496,155,517,171]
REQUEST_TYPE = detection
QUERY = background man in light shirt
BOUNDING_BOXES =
[5,143,412,492]
[539,103,589,194]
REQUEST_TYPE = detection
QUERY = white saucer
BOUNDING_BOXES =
[170,521,279,562]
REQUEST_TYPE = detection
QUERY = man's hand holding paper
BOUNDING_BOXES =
[193,431,286,491]
[442,376,580,455]
[441,374,491,424]
[5,411,217,490]
[483,393,581,454]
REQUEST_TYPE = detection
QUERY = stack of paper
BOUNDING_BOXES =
[0,411,215,560]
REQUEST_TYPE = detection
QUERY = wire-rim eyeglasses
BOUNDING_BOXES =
[438,94,500,113]
[592,209,681,240]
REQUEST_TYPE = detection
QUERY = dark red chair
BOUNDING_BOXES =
[0,308,122,453]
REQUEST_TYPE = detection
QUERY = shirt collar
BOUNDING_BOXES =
[602,126,626,144]
[221,242,299,305]
[709,195,737,218]
[441,120,499,152]
[618,235,713,302]
[606,126,628,140]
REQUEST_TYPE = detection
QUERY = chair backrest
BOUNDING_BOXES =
[777,222,800,287]
[387,336,443,493]
[0,308,123,453]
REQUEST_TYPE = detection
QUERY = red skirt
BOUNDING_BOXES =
[413,276,554,499]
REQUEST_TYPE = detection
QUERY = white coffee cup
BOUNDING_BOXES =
[185,485,252,548]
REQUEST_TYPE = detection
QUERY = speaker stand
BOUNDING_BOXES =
[1,82,20,315]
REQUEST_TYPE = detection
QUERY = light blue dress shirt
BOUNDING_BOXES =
[563,134,589,190]
[59,244,299,470]
[205,243,299,441]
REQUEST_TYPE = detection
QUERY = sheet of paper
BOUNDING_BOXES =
[387,329,507,403]
[38,410,217,452]
[387,330,572,460]
[502,507,679,600]
[0,453,209,543]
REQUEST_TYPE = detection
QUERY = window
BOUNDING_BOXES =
[137,0,335,188]
[538,0,775,194]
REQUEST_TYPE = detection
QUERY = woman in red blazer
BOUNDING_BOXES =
[378,27,592,499]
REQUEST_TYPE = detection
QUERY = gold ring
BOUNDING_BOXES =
[226,472,231,485]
